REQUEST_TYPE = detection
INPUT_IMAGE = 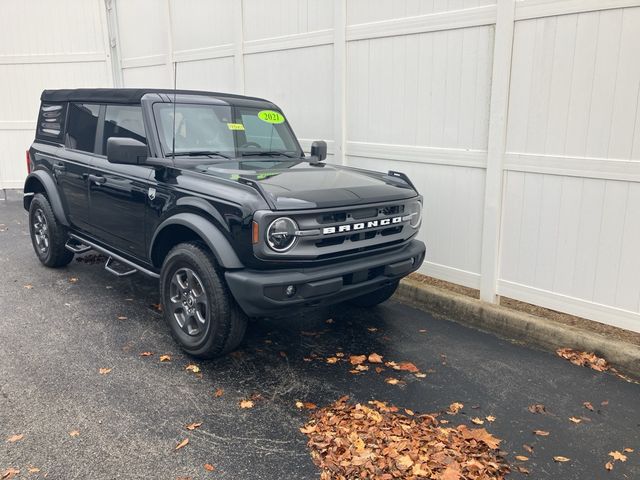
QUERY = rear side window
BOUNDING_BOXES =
[66,103,100,153]
[101,105,146,154]
[36,103,66,142]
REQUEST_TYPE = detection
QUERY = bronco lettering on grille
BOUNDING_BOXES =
[322,216,403,235]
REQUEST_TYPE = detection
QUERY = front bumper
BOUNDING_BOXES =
[225,239,426,317]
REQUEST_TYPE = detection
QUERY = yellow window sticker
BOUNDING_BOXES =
[227,123,245,130]
[257,110,285,124]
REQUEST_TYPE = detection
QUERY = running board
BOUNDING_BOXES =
[68,233,160,279]
[65,238,92,254]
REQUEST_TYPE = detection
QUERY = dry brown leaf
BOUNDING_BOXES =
[366,327,377,332]
[239,400,254,409]
[471,417,484,425]
[486,415,496,422]
[368,353,383,363]
[300,424,316,434]
[448,402,464,414]
[99,368,112,375]
[385,377,400,385]
[419,329,427,333]
[175,438,189,451]
[553,456,570,463]
[27,467,41,473]
[140,351,154,357]
[186,422,202,431]
[533,430,550,436]
[159,354,172,362]
[355,364,369,371]
[2,468,20,479]
[515,455,529,462]
[523,444,534,453]
[326,357,338,364]
[556,348,610,372]
[605,461,614,471]
[69,277,78,283]
[623,448,634,453]
[6,434,23,443]
[23,284,33,289]
[185,364,201,374]
[69,430,80,437]
[325,318,334,324]
[349,355,367,365]
[374,366,384,374]
[528,403,546,414]
[203,463,215,472]
[397,361,420,373]
[396,455,414,470]
[609,451,627,462]
[583,401,594,411]
[569,416,582,424]
[515,466,530,475]
[214,388,224,398]
[414,372,427,378]
[117,316,127,320]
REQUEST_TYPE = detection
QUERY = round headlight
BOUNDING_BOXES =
[266,217,298,252]
[406,201,422,229]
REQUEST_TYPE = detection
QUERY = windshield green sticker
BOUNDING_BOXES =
[258,110,285,124]
[227,123,245,131]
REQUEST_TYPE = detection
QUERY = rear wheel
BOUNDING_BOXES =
[28,193,74,268]
[160,242,247,358]
[349,281,399,308]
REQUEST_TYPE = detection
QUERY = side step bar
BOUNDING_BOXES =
[67,233,160,279]
[65,238,92,254]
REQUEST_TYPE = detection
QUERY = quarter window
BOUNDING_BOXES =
[102,105,146,154]
[66,103,100,153]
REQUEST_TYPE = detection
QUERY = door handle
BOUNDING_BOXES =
[53,162,66,172]
[88,174,106,185]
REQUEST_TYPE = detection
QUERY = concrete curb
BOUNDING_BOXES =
[396,277,640,379]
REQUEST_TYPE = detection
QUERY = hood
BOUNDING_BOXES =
[192,159,417,209]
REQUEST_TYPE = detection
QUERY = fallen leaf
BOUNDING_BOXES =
[304,402,318,410]
[397,361,419,373]
[69,430,80,437]
[355,364,369,372]
[605,461,614,471]
[27,467,41,473]
[623,448,634,453]
[24,284,33,289]
[186,422,202,431]
[556,348,610,372]
[368,353,383,363]
[69,277,78,283]
[515,466,530,475]
[415,372,427,378]
[609,451,627,462]
[419,329,427,333]
[375,367,384,374]
[471,417,484,425]
[6,434,23,443]
[601,400,609,406]
[325,318,334,324]
[335,352,345,358]
[569,416,582,424]
[214,388,224,398]
[515,455,529,461]
[448,402,464,414]
[239,400,254,409]
[486,415,496,422]
[528,403,546,414]
[175,438,189,451]
[203,464,215,472]
[185,364,201,374]
[523,444,534,453]
[99,368,112,375]
[533,430,549,436]
[139,351,154,357]
[553,456,570,463]
[2,468,20,479]
[151,303,163,312]
[117,316,127,320]
[583,401,594,411]
[385,377,400,385]
[367,327,377,332]
[326,357,338,364]
[396,455,414,470]
[349,355,367,365]
[160,354,172,362]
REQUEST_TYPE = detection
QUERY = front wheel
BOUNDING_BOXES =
[349,281,399,308]
[160,242,247,358]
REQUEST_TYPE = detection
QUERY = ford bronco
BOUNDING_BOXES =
[24,88,426,358]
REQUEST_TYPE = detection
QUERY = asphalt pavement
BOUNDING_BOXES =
[1,190,638,479]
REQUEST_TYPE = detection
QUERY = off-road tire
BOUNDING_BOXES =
[160,242,247,358]
[28,193,74,268]
[349,281,399,308]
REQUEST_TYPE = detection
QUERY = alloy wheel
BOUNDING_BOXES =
[169,267,209,336]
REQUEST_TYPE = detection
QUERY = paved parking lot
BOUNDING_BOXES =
[1,191,638,479]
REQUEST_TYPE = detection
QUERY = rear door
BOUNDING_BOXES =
[85,104,153,260]
[56,103,100,230]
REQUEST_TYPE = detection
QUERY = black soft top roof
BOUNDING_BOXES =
[40,88,275,107]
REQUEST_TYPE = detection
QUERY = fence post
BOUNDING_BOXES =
[333,0,347,164]
[479,0,516,303]
[233,0,245,95]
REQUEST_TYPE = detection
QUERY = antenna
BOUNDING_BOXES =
[171,61,177,162]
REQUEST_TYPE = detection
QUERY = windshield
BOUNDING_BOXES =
[154,103,302,158]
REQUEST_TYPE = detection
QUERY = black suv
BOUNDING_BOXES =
[24,88,426,358]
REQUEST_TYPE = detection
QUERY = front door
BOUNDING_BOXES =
[85,104,153,260]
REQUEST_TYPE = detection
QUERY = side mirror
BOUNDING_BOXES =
[310,140,327,161]
[106,137,148,165]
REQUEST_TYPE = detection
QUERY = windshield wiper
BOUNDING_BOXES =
[241,151,296,158]
[168,151,232,159]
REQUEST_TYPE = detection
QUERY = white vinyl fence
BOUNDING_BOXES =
[1,0,639,333]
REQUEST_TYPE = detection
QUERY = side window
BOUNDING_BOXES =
[36,103,66,142]
[102,105,146,154]
[66,103,100,153]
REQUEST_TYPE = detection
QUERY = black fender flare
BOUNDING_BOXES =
[23,171,69,227]
[150,213,244,269]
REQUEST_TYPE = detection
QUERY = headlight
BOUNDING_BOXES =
[404,201,422,229]
[266,217,298,252]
